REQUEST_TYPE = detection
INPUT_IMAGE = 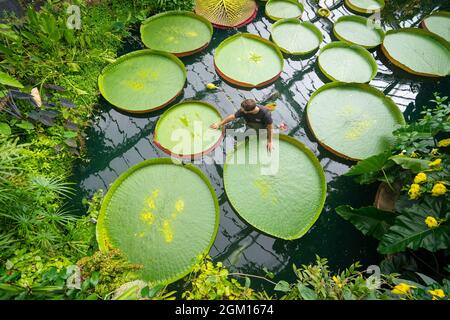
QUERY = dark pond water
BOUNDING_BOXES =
[72,1,450,290]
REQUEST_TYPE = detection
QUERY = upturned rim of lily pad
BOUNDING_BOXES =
[97,157,220,285]
[333,15,386,49]
[381,28,450,77]
[265,0,305,21]
[214,33,284,88]
[153,100,225,159]
[140,11,213,57]
[344,0,385,14]
[98,49,186,113]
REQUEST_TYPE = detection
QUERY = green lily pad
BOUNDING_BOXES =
[98,50,186,113]
[382,28,450,77]
[344,0,385,13]
[140,11,213,57]
[223,134,326,240]
[214,33,284,87]
[97,158,219,284]
[154,101,223,158]
[318,41,378,83]
[333,15,385,48]
[422,11,450,42]
[306,82,405,161]
[271,19,323,55]
[265,0,304,21]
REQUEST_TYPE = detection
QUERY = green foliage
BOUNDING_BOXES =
[339,94,450,282]
[390,272,450,300]
[336,206,397,240]
[76,249,143,298]
[182,255,269,300]
[279,256,395,300]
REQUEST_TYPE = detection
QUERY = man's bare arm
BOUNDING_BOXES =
[266,123,273,152]
[210,114,236,129]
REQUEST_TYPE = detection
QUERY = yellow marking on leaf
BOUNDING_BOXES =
[162,220,174,243]
[175,199,185,212]
[254,179,270,198]
[140,210,155,225]
[249,52,263,63]
[344,119,373,140]
[147,197,156,210]
[126,80,144,91]
[185,31,198,37]
[152,189,160,198]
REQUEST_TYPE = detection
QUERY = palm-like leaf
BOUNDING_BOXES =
[195,0,257,28]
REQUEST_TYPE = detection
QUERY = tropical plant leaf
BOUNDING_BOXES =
[389,155,430,172]
[345,152,391,176]
[378,212,450,254]
[297,283,317,300]
[306,82,405,160]
[0,71,24,88]
[274,280,290,292]
[195,0,257,28]
[223,135,326,240]
[336,205,397,240]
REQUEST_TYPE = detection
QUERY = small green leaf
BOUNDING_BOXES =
[15,120,34,130]
[297,283,317,300]
[0,71,23,88]
[389,155,430,173]
[0,122,11,136]
[140,286,150,297]
[274,280,290,292]
[63,131,78,139]
[415,272,437,286]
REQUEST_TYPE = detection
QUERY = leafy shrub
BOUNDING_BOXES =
[76,249,143,298]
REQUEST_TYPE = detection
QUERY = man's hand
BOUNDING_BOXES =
[266,141,273,153]
[210,122,220,129]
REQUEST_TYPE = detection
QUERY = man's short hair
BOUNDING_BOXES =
[241,99,257,112]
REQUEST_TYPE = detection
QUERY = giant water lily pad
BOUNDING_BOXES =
[214,33,284,87]
[140,11,213,57]
[154,101,223,158]
[382,28,450,77]
[98,50,186,113]
[195,0,257,29]
[265,0,304,21]
[97,158,219,284]
[333,15,385,48]
[307,82,405,160]
[344,0,385,13]
[318,42,377,83]
[422,11,450,42]
[271,19,323,55]
[223,134,326,240]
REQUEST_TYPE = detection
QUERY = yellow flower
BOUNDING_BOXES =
[392,283,415,295]
[425,216,439,228]
[413,172,427,184]
[431,148,439,155]
[428,289,445,298]
[431,183,447,197]
[429,159,442,167]
[408,183,421,200]
[206,83,218,90]
[411,151,418,158]
[332,276,342,288]
[438,138,450,148]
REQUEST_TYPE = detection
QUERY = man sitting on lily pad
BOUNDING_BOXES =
[210,99,273,152]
